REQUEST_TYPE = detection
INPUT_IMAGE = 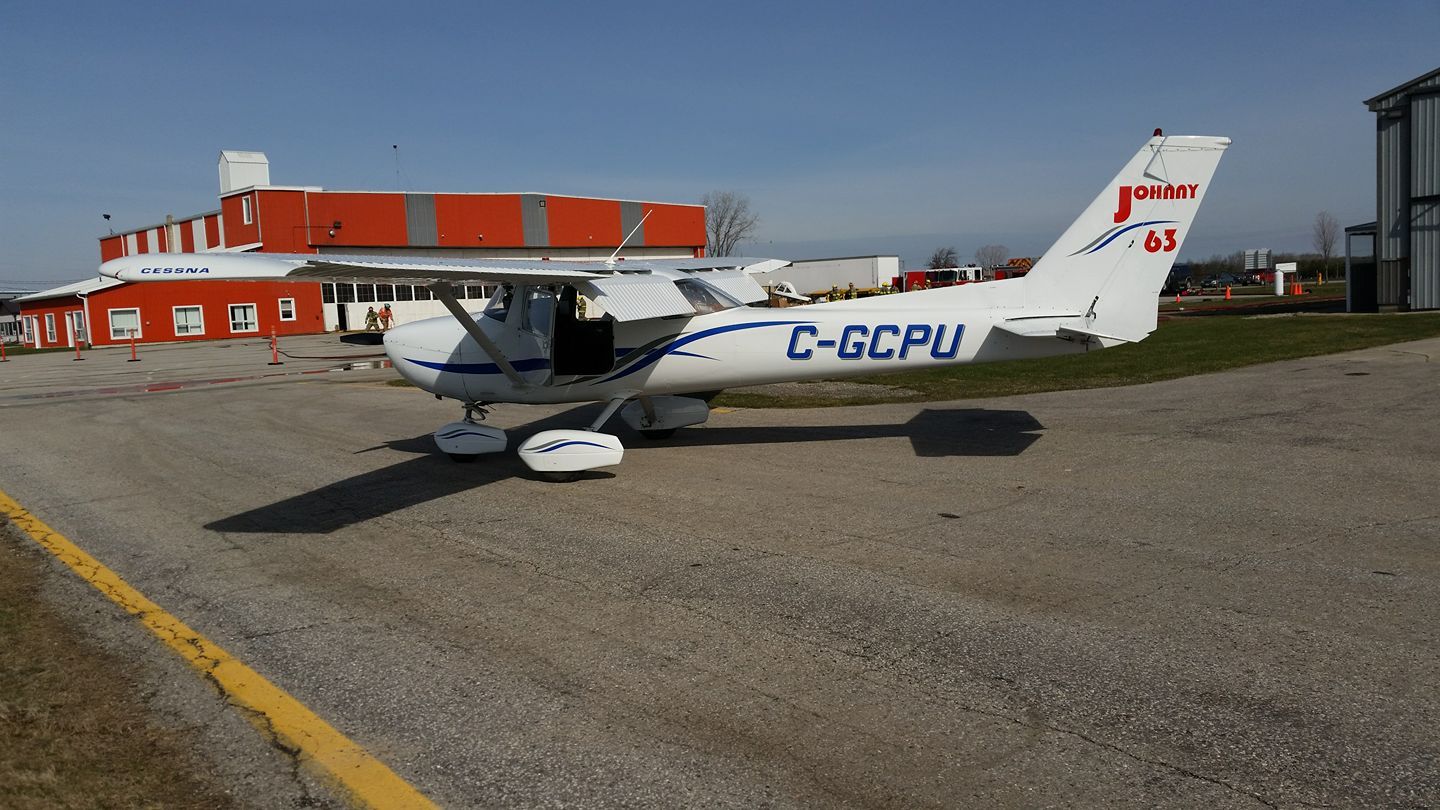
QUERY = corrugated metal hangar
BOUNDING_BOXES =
[16,151,706,347]
[1350,66,1440,312]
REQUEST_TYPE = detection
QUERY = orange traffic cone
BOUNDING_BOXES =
[1174,293,1181,303]
[1224,286,1231,300]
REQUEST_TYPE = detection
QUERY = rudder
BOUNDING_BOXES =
[1023,134,1230,341]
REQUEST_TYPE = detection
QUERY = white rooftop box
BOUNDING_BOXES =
[219,150,270,194]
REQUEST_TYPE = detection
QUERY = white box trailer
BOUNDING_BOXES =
[752,255,900,298]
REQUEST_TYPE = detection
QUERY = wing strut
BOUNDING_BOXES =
[427,283,526,386]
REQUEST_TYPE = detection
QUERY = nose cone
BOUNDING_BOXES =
[381,319,422,357]
[382,320,437,384]
[381,315,470,400]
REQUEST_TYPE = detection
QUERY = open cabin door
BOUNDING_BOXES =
[551,285,615,377]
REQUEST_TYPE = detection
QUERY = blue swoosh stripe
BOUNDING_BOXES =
[1084,220,1177,255]
[599,320,813,384]
[406,357,550,374]
[436,429,490,439]
[535,440,612,453]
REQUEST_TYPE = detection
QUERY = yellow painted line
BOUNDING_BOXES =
[0,488,437,810]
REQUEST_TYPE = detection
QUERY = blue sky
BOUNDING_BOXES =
[2,0,1437,283]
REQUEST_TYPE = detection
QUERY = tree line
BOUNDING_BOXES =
[699,194,1350,286]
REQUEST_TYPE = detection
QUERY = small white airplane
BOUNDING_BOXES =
[101,133,1228,480]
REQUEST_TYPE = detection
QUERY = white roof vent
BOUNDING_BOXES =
[219,150,270,194]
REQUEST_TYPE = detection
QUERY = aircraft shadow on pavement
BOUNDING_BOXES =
[205,406,1042,534]
[665,407,1045,458]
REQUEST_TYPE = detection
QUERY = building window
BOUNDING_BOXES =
[278,298,296,321]
[356,284,376,303]
[376,284,394,302]
[229,303,258,332]
[68,311,86,345]
[108,308,141,340]
[45,313,56,343]
[173,306,204,336]
[394,284,414,302]
[321,283,336,304]
[335,283,356,303]
[466,285,488,300]
[23,316,37,344]
[242,195,253,225]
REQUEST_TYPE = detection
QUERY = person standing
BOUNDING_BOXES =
[378,304,394,330]
[364,306,379,331]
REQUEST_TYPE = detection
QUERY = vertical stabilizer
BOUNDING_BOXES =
[1024,134,1230,341]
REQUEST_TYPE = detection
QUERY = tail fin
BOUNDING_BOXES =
[1023,134,1230,341]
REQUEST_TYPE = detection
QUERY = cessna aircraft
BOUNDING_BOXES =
[101,133,1229,480]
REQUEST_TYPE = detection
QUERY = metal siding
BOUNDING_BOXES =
[1415,92,1440,309]
[620,201,645,245]
[521,194,549,247]
[1370,70,1440,110]
[1378,260,1404,306]
[1414,201,1440,309]
[404,194,439,247]
[1378,115,1407,263]
[1414,93,1440,198]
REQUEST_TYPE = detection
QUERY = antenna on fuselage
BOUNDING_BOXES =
[605,209,653,270]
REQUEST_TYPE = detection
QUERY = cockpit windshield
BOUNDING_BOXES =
[674,278,740,315]
[484,284,514,321]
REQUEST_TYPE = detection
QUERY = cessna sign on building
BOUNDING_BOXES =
[16,151,706,348]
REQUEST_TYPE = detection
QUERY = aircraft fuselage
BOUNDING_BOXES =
[382,279,1088,405]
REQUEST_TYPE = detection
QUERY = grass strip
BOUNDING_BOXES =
[714,312,1440,408]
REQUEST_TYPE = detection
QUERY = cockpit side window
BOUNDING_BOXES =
[675,278,738,315]
[523,286,556,336]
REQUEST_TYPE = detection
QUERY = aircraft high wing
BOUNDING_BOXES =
[100,133,1230,480]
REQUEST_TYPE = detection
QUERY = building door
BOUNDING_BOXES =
[336,304,349,331]
[66,311,87,347]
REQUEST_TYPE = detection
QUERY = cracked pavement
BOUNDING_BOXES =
[0,336,1437,807]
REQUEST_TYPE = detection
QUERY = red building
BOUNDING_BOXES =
[18,151,707,347]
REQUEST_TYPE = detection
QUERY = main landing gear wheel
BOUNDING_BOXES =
[517,399,630,481]
[621,396,710,441]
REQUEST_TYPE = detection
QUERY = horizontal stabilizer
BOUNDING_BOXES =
[994,313,1084,338]
[1057,325,1137,344]
[995,315,1138,345]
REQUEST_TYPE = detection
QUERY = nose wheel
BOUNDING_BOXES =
[435,402,507,461]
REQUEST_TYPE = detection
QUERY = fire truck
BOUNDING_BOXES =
[894,266,984,292]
